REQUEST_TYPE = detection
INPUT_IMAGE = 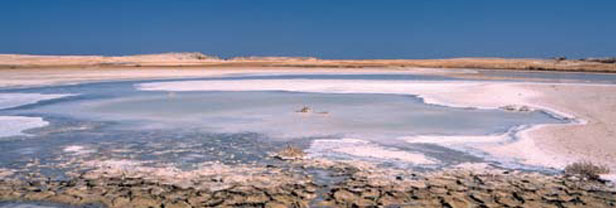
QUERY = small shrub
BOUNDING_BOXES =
[275,145,305,160]
[564,161,610,180]
[296,106,312,113]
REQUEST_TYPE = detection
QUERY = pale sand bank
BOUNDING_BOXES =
[2,53,615,72]
[0,93,74,138]
[136,79,541,110]
[0,116,48,138]
[137,79,616,171]
[307,138,437,165]
[0,93,73,109]
[63,145,96,155]
[0,67,446,88]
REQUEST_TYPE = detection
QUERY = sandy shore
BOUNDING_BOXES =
[0,67,444,88]
[447,82,616,172]
[0,67,615,174]
[0,93,74,137]
[2,53,615,72]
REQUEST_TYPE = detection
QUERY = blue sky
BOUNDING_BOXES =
[1,0,614,59]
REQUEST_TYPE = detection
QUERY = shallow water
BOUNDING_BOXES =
[0,73,573,176]
[28,91,559,138]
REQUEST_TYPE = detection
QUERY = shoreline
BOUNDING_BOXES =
[2,53,615,73]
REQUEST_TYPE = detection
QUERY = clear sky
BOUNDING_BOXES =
[1,0,615,59]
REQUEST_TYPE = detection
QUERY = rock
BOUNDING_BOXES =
[79,195,110,207]
[112,196,131,207]
[494,192,522,207]
[64,188,94,199]
[315,200,338,207]
[333,189,358,204]
[164,200,191,208]
[378,194,404,206]
[408,180,428,189]
[304,183,318,193]
[187,194,211,206]
[523,200,561,208]
[469,191,491,204]
[149,186,166,196]
[204,197,225,207]
[164,191,188,202]
[130,196,160,208]
[512,191,528,203]
[447,184,467,192]
[354,198,377,207]
[579,195,615,207]
[513,179,542,192]
[223,194,248,205]
[410,189,431,200]
[264,186,288,195]
[427,178,451,188]
[48,194,81,204]
[412,198,442,207]
[271,194,297,205]
[23,191,54,200]
[293,189,316,199]
[360,188,380,200]
[389,190,412,203]
[265,201,289,208]
[500,105,533,112]
[428,187,448,194]
[245,193,270,204]
[440,196,472,208]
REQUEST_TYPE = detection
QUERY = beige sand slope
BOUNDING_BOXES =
[1,53,615,72]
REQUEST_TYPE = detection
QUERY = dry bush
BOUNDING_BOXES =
[275,145,306,160]
[564,161,610,180]
[296,106,312,113]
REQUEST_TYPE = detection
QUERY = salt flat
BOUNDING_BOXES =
[134,73,616,172]
[0,67,614,172]
[0,67,615,207]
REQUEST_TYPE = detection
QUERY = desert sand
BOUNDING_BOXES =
[1,53,615,72]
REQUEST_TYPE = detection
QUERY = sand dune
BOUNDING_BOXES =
[1,53,615,72]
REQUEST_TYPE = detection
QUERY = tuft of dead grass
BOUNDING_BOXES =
[296,106,312,113]
[564,161,610,180]
[274,145,306,160]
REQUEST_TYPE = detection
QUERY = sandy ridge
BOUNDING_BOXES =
[1,53,615,72]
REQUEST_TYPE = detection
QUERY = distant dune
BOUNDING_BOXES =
[1,52,615,72]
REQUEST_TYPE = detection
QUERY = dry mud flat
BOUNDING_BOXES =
[0,158,615,208]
